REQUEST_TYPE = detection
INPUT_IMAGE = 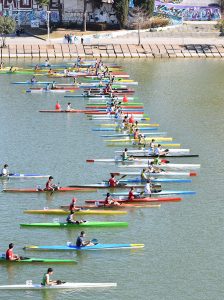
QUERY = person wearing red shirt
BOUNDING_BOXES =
[128,187,135,201]
[55,101,61,110]
[45,176,58,191]
[108,174,117,187]
[6,243,20,261]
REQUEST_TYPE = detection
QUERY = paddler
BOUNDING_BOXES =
[41,268,57,286]
[104,192,120,206]
[67,102,72,111]
[66,211,85,224]
[44,59,50,67]
[76,231,94,247]
[0,61,4,69]
[128,187,135,201]
[45,83,51,91]
[121,148,129,161]
[45,176,59,191]
[1,164,9,177]
[138,134,146,146]
[154,144,169,156]
[108,174,118,187]
[148,139,156,154]
[55,101,61,110]
[144,179,152,196]
[31,76,37,83]
[6,243,20,261]
[133,128,140,140]
[69,197,80,212]
[123,95,128,103]
[141,168,148,181]
[128,114,135,124]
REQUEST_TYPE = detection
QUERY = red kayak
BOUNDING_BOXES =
[85,197,182,203]
[39,110,101,113]
[3,187,97,193]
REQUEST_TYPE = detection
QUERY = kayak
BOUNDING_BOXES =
[85,197,182,203]
[0,282,117,290]
[24,243,144,251]
[105,137,173,142]
[92,127,159,131]
[3,187,97,193]
[86,103,144,107]
[24,209,127,215]
[90,117,150,121]
[26,89,74,94]
[104,190,196,197]
[39,110,101,113]
[131,154,199,158]
[12,81,53,85]
[86,109,145,114]
[0,173,49,178]
[107,143,181,148]
[0,257,76,264]
[101,132,166,137]
[115,149,190,155]
[114,178,192,183]
[100,123,159,127]
[20,221,128,228]
[60,203,161,209]
[111,171,197,177]
[68,183,161,189]
[118,163,201,170]
[64,95,136,100]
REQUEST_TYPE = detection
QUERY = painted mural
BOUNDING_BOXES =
[63,3,117,24]
[155,1,221,21]
[159,0,183,3]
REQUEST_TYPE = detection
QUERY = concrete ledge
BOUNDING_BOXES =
[1,43,224,59]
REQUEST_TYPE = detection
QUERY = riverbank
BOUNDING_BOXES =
[2,42,224,59]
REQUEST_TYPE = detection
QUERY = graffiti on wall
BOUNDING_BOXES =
[155,1,221,21]
[4,9,59,25]
[63,3,117,24]
[159,0,183,3]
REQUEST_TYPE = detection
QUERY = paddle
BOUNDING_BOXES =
[50,182,60,196]
[91,239,98,245]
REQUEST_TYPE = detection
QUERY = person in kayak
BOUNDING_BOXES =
[67,102,72,111]
[69,197,81,212]
[45,176,59,191]
[141,168,149,181]
[128,187,135,201]
[148,139,156,154]
[143,179,152,196]
[6,243,20,261]
[55,101,61,110]
[76,231,94,247]
[104,192,120,206]
[44,59,50,67]
[31,76,37,83]
[121,148,129,161]
[41,268,57,286]
[66,211,85,224]
[108,174,118,187]
[154,144,169,156]
[1,164,9,177]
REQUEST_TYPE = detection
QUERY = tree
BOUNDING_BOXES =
[134,0,155,16]
[0,16,16,47]
[35,0,50,7]
[113,0,129,28]
[82,0,102,32]
[129,6,149,45]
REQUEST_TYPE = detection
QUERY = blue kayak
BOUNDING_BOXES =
[24,243,144,251]
[0,173,49,178]
[12,81,53,85]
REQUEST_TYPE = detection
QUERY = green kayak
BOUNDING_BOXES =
[20,221,128,228]
[0,257,76,264]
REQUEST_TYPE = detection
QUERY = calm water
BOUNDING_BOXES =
[0,59,223,300]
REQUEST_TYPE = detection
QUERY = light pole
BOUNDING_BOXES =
[17,0,20,28]
[46,10,51,43]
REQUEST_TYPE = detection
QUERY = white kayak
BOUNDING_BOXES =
[111,171,197,177]
[118,163,201,170]
[0,282,117,290]
[86,158,170,163]
[115,149,190,155]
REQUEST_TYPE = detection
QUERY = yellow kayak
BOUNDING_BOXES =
[105,137,173,142]
[24,209,127,215]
